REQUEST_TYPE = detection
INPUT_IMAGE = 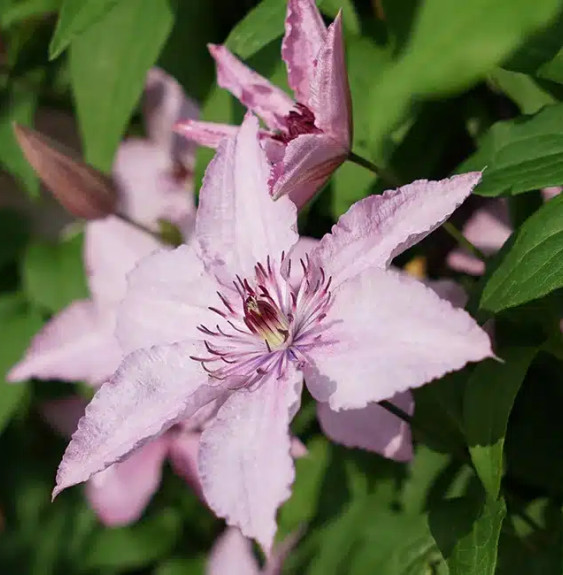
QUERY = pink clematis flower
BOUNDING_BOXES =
[54,113,492,551]
[447,188,561,276]
[8,67,199,526]
[207,527,298,575]
[176,0,351,209]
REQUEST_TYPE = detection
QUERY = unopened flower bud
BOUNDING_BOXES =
[13,123,118,219]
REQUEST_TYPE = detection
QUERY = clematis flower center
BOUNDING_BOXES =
[243,295,289,350]
[272,103,322,144]
[191,253,333,387]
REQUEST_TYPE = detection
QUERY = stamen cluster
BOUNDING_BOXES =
[191,253,333,388]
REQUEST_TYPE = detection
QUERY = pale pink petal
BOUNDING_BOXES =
[113,139,195,233]
[310,12,351,147]
[462,200,511,253]
[167,430,203,498]
[207,528,260,575]
[86,437,169,526]
[7,300,121,385]
[286,236,319,288]
[85,217,162,305]
[116,245,219,354]
[54,342,218,497]
[175,120,239,149]
[282,0,327,106]
[446,200,511,275]
[41,396,89,438]
[542,186,561,201]
[270,133,347,209]
[143,68,199,165]
[446,250,486,276]
[196,113,298,282]
[313,173,482,288]
[263,532,300,575]
[199,367,303,553]
[304,267,493,410]
[290,437,308,459]
[209,44,294,131]
[424,279,468,309]
[317,391,413,461]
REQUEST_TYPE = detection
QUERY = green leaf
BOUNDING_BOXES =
[489,68,557,115]
[153,556,205,575]
[69,0,174,171]
[459,104,563,197]
[367,0,562,148]
[0,82,39,196]
[49,0,120,59]
[480,194,563,313]
[83,509,182,570]
[225,0,357,61]
[225,0,287,60]
[0,293,43,434]
[463,347,537,498]
[503,10,563,85]
[22,233,89,314]
[430,496,506,575]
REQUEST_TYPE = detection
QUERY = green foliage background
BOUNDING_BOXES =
[0,0,563,573]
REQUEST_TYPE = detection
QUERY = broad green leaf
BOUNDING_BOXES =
[463,347,537,498]
[0,209,29,268]
[225,0,357,61]
[225,0,289,59]
[459,104,563,197]
[430,496,506,575]
[0,293,43,434]
[49,0,120,59]
[70,0,174,171]
[503,10,563,85]
[480,194,563,313]
[22,233,88,314]
[278,437,330,537]
[83,509,182,570]
[0,82,39,196]
[490,68,557,115]
[368,0,562,147]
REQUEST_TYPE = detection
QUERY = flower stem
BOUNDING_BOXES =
[348,151,401,187]
[116,213,165,244]
[442,221,487,262]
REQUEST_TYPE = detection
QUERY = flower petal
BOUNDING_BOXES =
[54,342,217,497]
[168,430,203,498]
[41,396,89,438]
[209,44,294,131]
[286,236,320,289]
[282,0,327,106]
[116,245,218,354]
[270,133,346,209]
[310,12,351,146]
[317,392,413,461]
[85,437,170,526]
[196,113,298,281]
[313,173,482,288]
[175,119,238,149]
[85,217,162,305]
[113,139,195,233]
[304,267,493,410]
[7,300,121,385]
[199,367,302,553]
[143,67,199,167]
[447,200,511,276]
[207,528,260,575]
